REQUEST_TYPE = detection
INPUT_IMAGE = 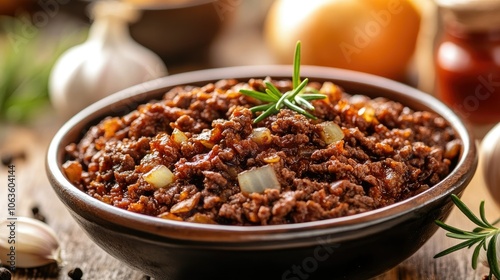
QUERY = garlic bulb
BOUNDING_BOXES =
[0,217,62,268]
[480,122,500,206]
[49,1,167,119]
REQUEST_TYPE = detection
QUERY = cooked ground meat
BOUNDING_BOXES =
[62,78,461,225]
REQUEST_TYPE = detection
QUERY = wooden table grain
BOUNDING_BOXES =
[0,115,498,280]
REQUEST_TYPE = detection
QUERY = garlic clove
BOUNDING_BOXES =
[49,1,167,119]
[0,217,62,268]
[480,122,500,206]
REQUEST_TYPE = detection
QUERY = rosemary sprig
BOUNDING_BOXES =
[239,41,327,123]
[434,194,500,279]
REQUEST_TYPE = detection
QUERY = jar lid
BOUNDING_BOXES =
[435,0,500,31]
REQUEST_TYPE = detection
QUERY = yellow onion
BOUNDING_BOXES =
[264,0,422,81]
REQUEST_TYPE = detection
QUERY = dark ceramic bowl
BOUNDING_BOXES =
[128,0,228,65]
[46,66,477,280]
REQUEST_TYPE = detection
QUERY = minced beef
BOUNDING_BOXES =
[62,78,461,225]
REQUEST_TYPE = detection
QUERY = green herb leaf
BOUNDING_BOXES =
[293,41,301,89]
[264,82,283,100]
[451,194,491,229]
[488,235,500,279]
[239,41,326,123]
[472,239,485,269]
[434,239,480,258]
[240,89,277,103]
[434,194,500,278]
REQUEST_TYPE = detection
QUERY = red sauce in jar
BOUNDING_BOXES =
[434,1,500,125]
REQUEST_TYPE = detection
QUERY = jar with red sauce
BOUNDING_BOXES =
[434,0,500,135]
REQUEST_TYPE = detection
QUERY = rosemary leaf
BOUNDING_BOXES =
[284,99,317,119]
[264,82,283,100]
[250,103,274,113]
[295,96,316,111]
[435,219,468,235]
[240,89,277,103]
[275,91,292,110]
[480,201,494,228]
[288,78,309,101]
[253,105,278,124]
[472,239,485,269]
[237,41,326,123]
[451,194,490,229]
[299,93,329,101]
[434,238,479,258]
[445,233,487,240]
[488,235,500,279]
[293,41,301,89]
[435,195,500,277]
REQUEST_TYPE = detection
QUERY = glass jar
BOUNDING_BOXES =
[434,0,500,133]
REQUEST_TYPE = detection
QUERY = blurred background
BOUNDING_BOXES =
[0,0,427,123]
[0,0,498,135]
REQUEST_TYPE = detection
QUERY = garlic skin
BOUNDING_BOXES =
[49,1,167,119]
[0,217,62,268]
[480,122,500,206]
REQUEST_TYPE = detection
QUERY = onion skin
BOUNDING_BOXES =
[481,123,500,206]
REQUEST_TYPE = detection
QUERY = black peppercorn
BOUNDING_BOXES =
[68,267,83,280]
[0,268,12,280]
[0,151,26,166]
[1,154,13,166]
[31,206,47,223]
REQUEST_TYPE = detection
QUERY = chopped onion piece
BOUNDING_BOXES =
[143,165,175,189]
[263,154,280,163]
[171,128,188,144]
[358,106,376,122]
[157,212,183,221]
[237,164,280,194]
[319,121,344,144]
[170,193,201,213]
[196,130,215,149]
[250,127,272,145]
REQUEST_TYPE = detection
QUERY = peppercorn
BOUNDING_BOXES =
[31,206,47,223]
[1,151,26,166]
[0,268,12,280]
[68,267,83,280]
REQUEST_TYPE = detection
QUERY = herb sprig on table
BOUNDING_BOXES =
[434,194,500,279]
[239,41,327,123]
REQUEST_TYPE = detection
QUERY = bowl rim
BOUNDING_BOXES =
[84,0,218,10]
[46,65,477,248]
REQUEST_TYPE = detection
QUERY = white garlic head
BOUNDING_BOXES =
[0,217,62,268]
[480,122,500,206]
[49,1,167,119]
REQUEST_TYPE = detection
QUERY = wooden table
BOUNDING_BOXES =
[0,111,499,280]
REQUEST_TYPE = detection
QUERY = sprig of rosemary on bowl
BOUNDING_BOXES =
[435,194,500,279]
[239,41,327,123]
